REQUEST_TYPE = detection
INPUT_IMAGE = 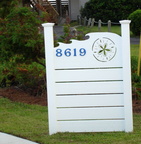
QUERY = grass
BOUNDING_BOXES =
[131,44,139,57]
[0,98,48,142]
[0,97,141,144]
[75,25,138,37]
[76,25,121,35]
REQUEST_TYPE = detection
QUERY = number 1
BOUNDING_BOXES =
[73,48,77,56]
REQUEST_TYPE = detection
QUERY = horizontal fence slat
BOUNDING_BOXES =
[57,120,124,132]
[55,69,122,82]
[54,57,122,69]
[57,107,124,120]
[56,81,123,95]
[56,95,124,107]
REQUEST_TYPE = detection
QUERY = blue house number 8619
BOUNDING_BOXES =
[56,48,86,57]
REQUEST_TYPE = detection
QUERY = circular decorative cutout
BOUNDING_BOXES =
[92,37,117,62]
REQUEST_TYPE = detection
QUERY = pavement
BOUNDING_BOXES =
[0,132,39,144]
[130,37,140,45]
[54,25,64,38]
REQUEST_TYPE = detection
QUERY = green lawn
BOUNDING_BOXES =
[0,98,141,144]
[76,25,121,35]
[75,25,137,37]
[131,44,139,57]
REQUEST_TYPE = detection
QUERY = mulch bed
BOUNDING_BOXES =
[0,87,47,106]
[0,87,141,114]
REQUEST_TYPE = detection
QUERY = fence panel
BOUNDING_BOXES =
[42,20,133,135]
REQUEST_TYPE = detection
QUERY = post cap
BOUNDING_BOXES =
[119,20,131,24]
[42,23,55,27]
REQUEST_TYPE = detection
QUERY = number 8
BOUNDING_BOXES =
[56,49,62,57]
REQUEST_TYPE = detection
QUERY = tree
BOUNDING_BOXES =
[0,0,17,18]
[80,0,141,22]
[128,9,141,36]
[0,6,45,66]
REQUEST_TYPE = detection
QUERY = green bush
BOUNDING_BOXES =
[0,7,45,66]
[0,6,46,96]
[0,56,46,96]
[16,63,46,96]
[128,9,141,36]
[80,0,141,22]
[131,56,141,100]
[131,56,138,73]
[58,24,85,43]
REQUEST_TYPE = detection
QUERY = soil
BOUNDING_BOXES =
[0,87,141,114]
[0,87,47,106]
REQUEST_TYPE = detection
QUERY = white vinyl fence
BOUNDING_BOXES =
[42,20,133,135]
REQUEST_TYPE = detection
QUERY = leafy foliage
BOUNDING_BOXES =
[80,0,141,22]
[0,7,45,66]
[58,24,85,43]
[0,5,47,95]
[128,9,141,36]
[131,56,141,100]
[0,57,46,96]
[0,0,17,18]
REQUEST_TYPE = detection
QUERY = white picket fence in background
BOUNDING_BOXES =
[42,20,133,135]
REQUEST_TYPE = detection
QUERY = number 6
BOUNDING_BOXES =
[64,48,71,57]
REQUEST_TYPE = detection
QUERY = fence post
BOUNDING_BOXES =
[80,16,82,25]
[83,16,87,26]
[42,23,57,135]
[77,15,82,25]
[91,18,95,27]
[120,20,133,132]
[77,15,80,24]
[108,20,111,32]
[98,20,102,31]
[87,18,91,27]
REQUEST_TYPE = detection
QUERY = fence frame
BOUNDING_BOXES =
[42,20,133,135]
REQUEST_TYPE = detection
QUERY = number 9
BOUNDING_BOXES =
[79,48,86,56]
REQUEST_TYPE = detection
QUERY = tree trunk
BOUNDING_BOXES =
[56,0,62,16]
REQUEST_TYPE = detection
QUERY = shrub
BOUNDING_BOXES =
[58,24,85,43]
[131,56,141,100]
[0,7,45,66]
[0,6,47,96]
[131,56,138,73]
[0,56,46,96]
[16,63,46,96]
[128,9,141,36]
